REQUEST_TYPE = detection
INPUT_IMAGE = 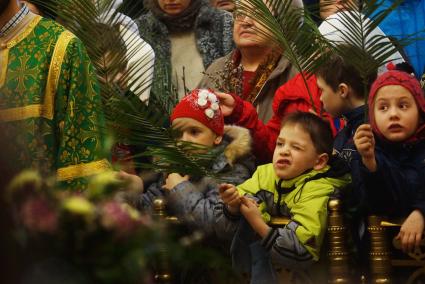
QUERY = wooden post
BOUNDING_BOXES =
[327,198,351,283]
[153,198,172,284]
[368,215,391,283]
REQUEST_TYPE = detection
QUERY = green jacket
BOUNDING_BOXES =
[237,163,351,261]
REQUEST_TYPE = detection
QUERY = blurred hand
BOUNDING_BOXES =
[114,171,144,206]
[218,183,241,214]
[397,209,424,253]
[116,170,144,192]
[162,173,189,191]
[216,92,235,117]
[354,124,377,172]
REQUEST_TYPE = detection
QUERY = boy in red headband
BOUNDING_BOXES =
[354,70,425,253]
[132,89,255,233]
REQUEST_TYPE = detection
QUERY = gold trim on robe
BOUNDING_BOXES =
[44,30,75,120]
[57,159,111,181]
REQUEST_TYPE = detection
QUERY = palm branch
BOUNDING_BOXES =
[32,0,223,178]
[237,0,418,114]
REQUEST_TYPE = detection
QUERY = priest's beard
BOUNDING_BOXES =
[0,0,12,16]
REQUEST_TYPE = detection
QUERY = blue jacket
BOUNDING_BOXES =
[136,126,255,234]
[353,138,425,217]
[334,105,366,166]
[374,0,425,77]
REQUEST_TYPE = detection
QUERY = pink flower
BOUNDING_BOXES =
[100,201,141,236]
[20,197,58,233]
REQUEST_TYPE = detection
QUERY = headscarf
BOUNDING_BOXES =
[144,0,208,33]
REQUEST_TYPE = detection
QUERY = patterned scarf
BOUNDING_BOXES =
[224,49,281,103]
[143,0,206,33]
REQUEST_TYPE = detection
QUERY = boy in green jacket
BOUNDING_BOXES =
[217,112,351,283]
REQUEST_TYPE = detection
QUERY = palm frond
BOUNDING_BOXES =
[236,0,418,116]
[32,0,223,178]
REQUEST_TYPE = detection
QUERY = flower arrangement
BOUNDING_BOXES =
[5,170,234,284]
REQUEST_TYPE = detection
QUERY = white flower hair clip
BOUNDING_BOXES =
[195,89,220,119]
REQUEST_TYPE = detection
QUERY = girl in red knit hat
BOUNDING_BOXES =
[353,70,425,253]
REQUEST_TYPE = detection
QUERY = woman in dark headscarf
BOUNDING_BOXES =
[136,0,234,100]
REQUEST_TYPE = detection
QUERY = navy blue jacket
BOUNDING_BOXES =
[353,138,425,217]
[334,105,366,166]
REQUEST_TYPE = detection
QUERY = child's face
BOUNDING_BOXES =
[273,123,325,180]
[374,85,419,142]
[317,76,346,117]
[157,0,191,16]
[172,118,222,147]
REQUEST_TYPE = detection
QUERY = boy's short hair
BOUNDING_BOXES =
[316,45,377,99]
[281,112,333,156]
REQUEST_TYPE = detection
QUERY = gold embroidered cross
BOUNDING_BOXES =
[7,54,39,95]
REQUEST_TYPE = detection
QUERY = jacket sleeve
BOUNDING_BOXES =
[168,160,254,236]
[166,178,220,234]
[214,167,263,239]
[225,95,279,164]
[261,221,314,270]
[136,179,165,212]
[261,180,336,268]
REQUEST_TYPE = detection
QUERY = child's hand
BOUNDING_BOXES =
[354,124,377,172]
[162,173,189,191]
[216,92,235,117]
[240,196,262,221]
[116,170,144,192]
[218,183,241,214]
[240,196,270,237]
[397,209,424,253]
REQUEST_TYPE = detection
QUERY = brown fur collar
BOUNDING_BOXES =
[223,125,252,165]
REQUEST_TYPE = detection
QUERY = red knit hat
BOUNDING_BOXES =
[368,70,425,142]
[171,89,224,136]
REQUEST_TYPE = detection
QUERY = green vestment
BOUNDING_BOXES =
[0,13,110,189]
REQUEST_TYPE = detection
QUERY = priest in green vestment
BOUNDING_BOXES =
[0,0,110,189]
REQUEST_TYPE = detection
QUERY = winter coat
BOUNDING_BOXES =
[136,126,255,234]
[353,138,425,218]
[222,73,339,164]
[136,4,234,102]
[198,51,298,122]
[215,161,351,282]
[333,105,366,165]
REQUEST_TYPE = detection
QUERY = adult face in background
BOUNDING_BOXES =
[210,0,235,12]
[232,0,272,49]
[319,0,355,20]
[157,0,191,16]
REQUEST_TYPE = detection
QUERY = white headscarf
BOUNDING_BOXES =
[97,0,155,102]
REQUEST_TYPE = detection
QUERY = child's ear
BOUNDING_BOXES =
[338,83,349,99]
[313,153,329,170]
[214,135,223,145]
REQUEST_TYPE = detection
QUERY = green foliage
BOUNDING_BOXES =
[32,0,223,178]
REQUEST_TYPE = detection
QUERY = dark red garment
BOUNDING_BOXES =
[241,71,255,100]
[226,73,341,164]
